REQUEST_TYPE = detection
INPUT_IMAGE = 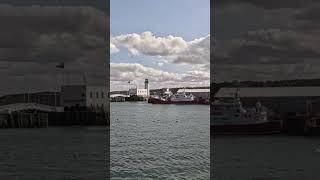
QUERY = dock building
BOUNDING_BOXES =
[61,85,109,111]
[128,79,150,97]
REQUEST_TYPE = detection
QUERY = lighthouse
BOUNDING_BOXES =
[144,79,150,96]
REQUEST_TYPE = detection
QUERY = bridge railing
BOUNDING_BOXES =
[0,103,64,113]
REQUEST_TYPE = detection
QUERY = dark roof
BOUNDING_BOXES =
[215,87,320,98]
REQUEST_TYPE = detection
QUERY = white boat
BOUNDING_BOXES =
[211,88,282,134]
[212,96,268,125]
[148,90,208,105]
[170,91,195,102]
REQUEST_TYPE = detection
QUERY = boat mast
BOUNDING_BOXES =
[234,87,240,103]
[232,80,241,104]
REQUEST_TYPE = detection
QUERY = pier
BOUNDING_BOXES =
[0,103,61,128]
[110,94,129,102]
[0,102,110,128]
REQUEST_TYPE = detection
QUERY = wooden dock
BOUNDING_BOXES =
[0,103,110,128]
[0,111,48,128]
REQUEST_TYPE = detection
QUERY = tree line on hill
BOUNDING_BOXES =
[210,78,320,98]
[150,86,209,95]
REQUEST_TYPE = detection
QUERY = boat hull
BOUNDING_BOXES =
[211,121,282,135]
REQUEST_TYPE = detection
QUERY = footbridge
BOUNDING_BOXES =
[110,94,129,102]
[110,94,130,98]
[0,103,64,114]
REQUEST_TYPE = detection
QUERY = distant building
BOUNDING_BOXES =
[150,88,171,96]
[163,88,172,96]
[177,88,210,100]
[214,87,320,115]
[128,79,150,97]
[60,85,86,107]
[145,79,150,96]
[128,88,148,97]
[60,85,108,111]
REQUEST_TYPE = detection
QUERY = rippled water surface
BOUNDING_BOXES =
[111,102,210,179]
[0,127,109,179]
[213,135,320,180]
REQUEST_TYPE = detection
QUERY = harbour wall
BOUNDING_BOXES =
[48,111,109,126]
[0,110,110,128]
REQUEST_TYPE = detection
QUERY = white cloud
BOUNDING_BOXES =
[110,32,210,91]
[157,62,164,67]
[111,32,210,65]
[110,42,119,54]
[111,31,187,56]
[110,63,209,91]
[0,5,108,95]
[171,35,210,64]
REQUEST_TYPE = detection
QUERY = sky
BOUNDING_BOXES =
[0,1,108,96]
[110,0,210,91]
[212,0,320,83]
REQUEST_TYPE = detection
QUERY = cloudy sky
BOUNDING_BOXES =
[0,1,108,96]
[110,0,210,91]
[213,0,320,82]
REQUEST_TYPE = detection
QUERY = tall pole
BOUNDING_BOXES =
[23,76,26,103]
[55,69,57,107]
[55,62,64,107]
[133,81,137,95]
[128,80,137,95]
[83,72,87,86]
[62,70,64,86]
[25,75,29,103]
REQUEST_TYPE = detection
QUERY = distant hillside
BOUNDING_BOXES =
[111,86,210,95]
[150,86,209,95]
[110,91,128,95]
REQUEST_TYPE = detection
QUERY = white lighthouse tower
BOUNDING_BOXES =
[144,79,150,96]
